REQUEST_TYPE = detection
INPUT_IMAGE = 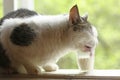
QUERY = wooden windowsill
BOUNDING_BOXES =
[0,69,120,80]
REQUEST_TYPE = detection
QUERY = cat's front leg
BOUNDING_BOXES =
[43,63,59,72]
[23,62,41,74]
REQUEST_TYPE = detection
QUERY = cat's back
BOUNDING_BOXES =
[0,9,38,25]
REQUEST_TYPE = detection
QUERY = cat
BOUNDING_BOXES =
[0,5,98,74]
[0,9,38,74]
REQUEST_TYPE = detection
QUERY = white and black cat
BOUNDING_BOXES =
[0,5,98,74]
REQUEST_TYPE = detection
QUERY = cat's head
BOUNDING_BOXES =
[69,5,98,55]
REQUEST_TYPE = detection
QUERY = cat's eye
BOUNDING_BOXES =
[73,25,84,31]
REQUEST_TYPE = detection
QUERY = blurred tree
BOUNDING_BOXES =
[0,0,3,17]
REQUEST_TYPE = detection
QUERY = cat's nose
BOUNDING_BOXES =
[84,45,92,52]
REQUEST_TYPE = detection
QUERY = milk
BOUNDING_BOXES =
[77,52,94,72]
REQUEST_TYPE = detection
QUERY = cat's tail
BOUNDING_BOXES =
[0,43,18,74]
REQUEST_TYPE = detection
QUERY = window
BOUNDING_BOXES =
[1,0,120,79]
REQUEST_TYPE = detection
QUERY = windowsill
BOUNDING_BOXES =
[0,69,120,79]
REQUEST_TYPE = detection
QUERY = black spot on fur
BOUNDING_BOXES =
[10,23,36,46]
[0,43,11,68]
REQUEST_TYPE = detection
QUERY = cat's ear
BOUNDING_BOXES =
[69,5,82,25]
[82,13,88,21]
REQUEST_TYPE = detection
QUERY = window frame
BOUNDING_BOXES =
[0,69,120,79]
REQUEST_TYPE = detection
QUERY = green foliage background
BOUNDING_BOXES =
[0,0,120,69]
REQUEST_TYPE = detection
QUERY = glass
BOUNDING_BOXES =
[77,51,95,72]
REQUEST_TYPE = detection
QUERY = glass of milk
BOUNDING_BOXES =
[77,51,95,72]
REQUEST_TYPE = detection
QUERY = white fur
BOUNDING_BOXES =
[0,14,98,74]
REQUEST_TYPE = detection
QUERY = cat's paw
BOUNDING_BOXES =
[26,67,41,74]
[43,63,59,72]
[23,64,41,74]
